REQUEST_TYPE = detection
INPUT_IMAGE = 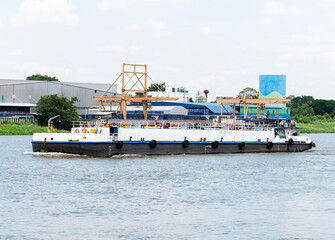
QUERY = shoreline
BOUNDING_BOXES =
[0,123,69,135]
[297,121,335,134]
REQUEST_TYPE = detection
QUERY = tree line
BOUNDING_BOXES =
[289,96,335,123]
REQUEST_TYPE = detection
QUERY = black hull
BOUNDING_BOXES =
[32,141,313,157]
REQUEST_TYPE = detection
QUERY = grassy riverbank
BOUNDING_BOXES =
[0,121,334,135]
[297,121,335,134]
[0,123,69,135]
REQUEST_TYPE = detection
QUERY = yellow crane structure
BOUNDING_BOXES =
[216,92,290,118]
[91,63,178,120]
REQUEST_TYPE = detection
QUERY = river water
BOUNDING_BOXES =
[0,134,335,239]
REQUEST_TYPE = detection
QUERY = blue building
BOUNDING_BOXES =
[259,75,286,99]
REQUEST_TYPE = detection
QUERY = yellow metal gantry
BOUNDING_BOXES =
[91,63,178,120]
[216,92,290,118]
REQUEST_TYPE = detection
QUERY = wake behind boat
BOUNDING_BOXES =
[32,117,315,157]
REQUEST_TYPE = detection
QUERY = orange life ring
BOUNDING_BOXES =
[82,129,87,133]
[75,129,80,133]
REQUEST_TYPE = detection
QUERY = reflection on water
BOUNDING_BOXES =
[1,134,335,239]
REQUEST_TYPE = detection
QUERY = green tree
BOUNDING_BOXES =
[291,103,314,118]
[148,82,166,91]
[288,95,314,109]
[238,87,259,98]
[26,74,59,81]
[311,99,335,116]
[189,97,194,102]
[36,95,80,130]
[331,110,335,118]
[323,112,331,120]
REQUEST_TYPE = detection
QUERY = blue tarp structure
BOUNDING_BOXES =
[149,102,237,115]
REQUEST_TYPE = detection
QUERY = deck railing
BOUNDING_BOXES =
[72,119,290,132]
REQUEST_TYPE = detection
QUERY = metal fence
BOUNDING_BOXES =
[0,116,35,124]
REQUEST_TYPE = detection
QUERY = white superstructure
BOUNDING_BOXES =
[32,119,313,145]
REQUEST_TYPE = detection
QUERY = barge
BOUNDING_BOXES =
[32,117,315,157]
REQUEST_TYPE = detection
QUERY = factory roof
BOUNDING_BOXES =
[0,79,115,92]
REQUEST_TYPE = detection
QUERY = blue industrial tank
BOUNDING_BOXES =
[259,75,286,99]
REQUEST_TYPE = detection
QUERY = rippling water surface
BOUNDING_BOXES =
[1,134,335,239]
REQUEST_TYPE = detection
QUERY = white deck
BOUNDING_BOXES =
[32,125,313,145]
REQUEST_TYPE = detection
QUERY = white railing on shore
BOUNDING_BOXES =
[0,116,35,124]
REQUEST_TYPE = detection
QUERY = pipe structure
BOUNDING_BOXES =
[48,115,60,133]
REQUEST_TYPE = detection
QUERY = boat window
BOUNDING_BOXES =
[110,126,118,135]
[275,129,286,139]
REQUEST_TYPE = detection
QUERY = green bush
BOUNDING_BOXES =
[36,95,80,130]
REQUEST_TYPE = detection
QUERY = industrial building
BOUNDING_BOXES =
[0,73,291,121]
[0,79,119,118]
[258,74,290,117]
[216,74,290,119]
[259,75,286,100]
[235,74,290,118]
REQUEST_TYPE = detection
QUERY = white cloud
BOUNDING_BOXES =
[262,1,287,15]
[21,61,69,75]
[157,30,172,37]
[97,44,141,54]
[200,26,211,34]
[96,0,189,11]
[323,51,335,61]
[275,53,310,67]
[129,20,170,37]
[11,0,80,26]
[95,0,123,11]
[0,60,69,78]
[279,53,308,62]
[262,1,300,16]
[129,23,142,31]
[147,62,178,73]
[146,20,165,30]
[10,49,25,56]
[130,20,165,31]
[256,16,274,25]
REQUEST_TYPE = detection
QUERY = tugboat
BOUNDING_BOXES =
[32,117,315,157]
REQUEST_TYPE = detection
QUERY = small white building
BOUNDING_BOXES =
[148,82,190,102]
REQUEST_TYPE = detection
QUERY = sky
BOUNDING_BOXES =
[1,0,335,101]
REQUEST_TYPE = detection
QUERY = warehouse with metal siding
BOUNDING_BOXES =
[0,79,119,115]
